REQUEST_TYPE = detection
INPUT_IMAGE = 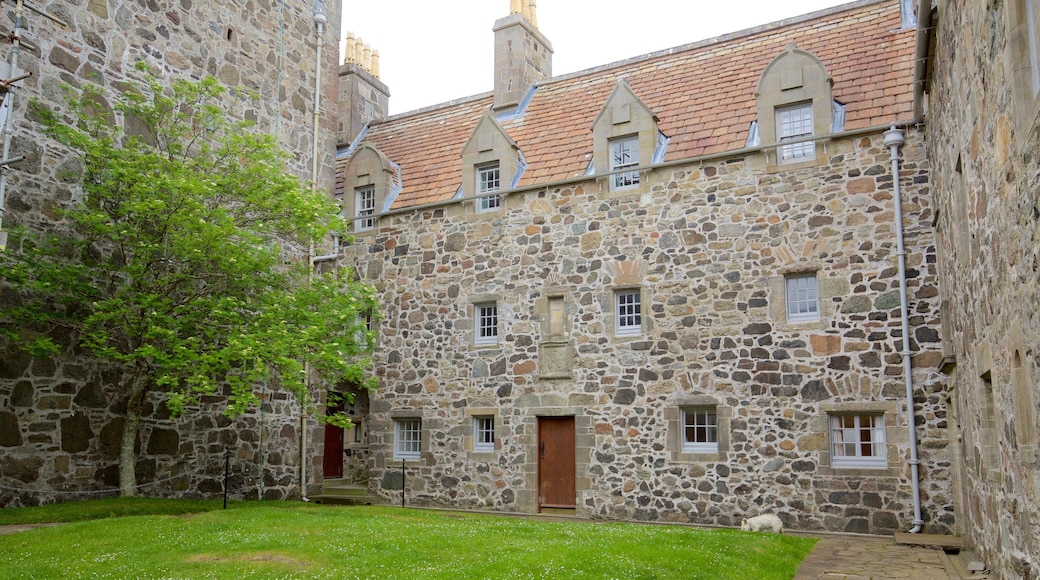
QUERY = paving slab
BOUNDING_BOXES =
[795,534,959,580]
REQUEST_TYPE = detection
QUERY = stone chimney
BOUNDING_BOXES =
[338,32,390,146]
[493,0,553,112]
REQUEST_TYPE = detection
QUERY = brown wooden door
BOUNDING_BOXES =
[323,403,345,479]
[538,416,576,509]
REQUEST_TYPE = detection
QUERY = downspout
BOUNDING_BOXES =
[913,0,934,122]
[300,0,328,503]
[884,126,924,533]
[0,0,25,252]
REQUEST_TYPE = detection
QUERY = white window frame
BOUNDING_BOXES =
[830,414,887,469]
[394,418,422,461]
[681,407,719,454]
[355,186,376,231]
[473,416,495,452]
[475,303,499,346]
[609,136,640,190]
[776,103,815,163]
[477,162,501,213]
[785,272,820,323]
[615,290,642,336]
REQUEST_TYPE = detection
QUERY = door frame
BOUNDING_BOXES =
[537,415,576,510]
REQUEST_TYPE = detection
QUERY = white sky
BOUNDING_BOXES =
[340,1,858,116]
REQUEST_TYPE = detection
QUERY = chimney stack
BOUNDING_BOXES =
[338,32,390,146]
[494,0,553,112]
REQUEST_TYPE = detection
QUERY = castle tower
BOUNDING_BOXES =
[493,0,553,112]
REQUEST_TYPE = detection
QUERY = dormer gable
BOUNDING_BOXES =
[461,111,522,212]
[341,143,398,233]
[755,44,834,166]
[591,79,661,192]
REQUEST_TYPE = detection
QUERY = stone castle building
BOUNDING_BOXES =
[331,0,956,537]
[0,0,1037,575]
[0,0,343,504]
[916,0,1040,576]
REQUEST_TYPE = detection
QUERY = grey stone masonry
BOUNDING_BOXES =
[345,128,953,535]
[923,0,1040,575]
[0,0,342,505]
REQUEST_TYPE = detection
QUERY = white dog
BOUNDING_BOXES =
[740,514,783,533]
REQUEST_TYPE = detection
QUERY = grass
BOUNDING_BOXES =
[0,497,230,525]
[0,501,816,579]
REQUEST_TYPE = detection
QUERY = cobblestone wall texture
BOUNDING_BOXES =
[0,0,342,506]
[346,129,954,535]
[926,0,1040,576]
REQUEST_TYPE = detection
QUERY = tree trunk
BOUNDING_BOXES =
[119,374,149,497]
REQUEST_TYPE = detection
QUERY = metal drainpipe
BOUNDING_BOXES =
[300,1,327,504]
[0,0,25,251]
[884,126,924,533]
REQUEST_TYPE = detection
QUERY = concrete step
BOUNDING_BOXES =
[320,485,371,497]
[894,531,965,550]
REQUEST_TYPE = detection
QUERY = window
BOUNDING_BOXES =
[473,416,495,452]
[476,303,498,345]
[477,163,501,212]
[615,290,641,336]
[394,418,422,461]
[776,103,814,162]
[830,414,887,468]
[682,407,718,453]
[609,136,640,190]
[785,273,819,323]
[355,186,376,231]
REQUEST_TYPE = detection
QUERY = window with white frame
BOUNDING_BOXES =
[477,163,501,212]
[785,273,820,323]
[615,290,642,336]
[609,136,640,190]
[776,103,814,162]
[355,186,376,231]
[830,414,887,468]
[682,407,718,453]
[476,303,499,345]
[473,416,495,452]
[394,418,422,461]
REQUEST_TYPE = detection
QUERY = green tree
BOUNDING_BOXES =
[0,68,378,496]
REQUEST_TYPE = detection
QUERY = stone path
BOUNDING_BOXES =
[0,523,61,535]
[794,534,961,579]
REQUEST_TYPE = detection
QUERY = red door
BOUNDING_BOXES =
[538,416,576,509]
[323,404,345,479]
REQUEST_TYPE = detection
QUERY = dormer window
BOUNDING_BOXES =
[355,185,376,231]
[776,103,814,163]
[477,162,501,213]
[609,136,640,190]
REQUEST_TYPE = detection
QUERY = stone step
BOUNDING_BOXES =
[312,494,376,506]
[894,532,965,550]
[320,486,371,497]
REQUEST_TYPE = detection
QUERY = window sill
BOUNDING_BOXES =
[765,156,824,173]
[671,451,725,463]
[817,465,899,477]
[468,451,497,461]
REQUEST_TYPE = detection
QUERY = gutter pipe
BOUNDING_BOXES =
[300,0,328,504]
[884,126,924,533]
[913,0,934,122]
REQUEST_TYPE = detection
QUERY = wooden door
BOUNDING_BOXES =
[538,416,576,509]
[323,403,345,479]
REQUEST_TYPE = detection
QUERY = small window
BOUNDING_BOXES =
[776,103,814,162]
[682,407,718,453]
[830,414,887,468]
[355,186,376,231]
[394,418,422,461]
[473,416,495,452]
[785,273,819,323]
[609,136,640,190]
[477,163,501,213]
[476,303,499,345]
[615,290,641,336]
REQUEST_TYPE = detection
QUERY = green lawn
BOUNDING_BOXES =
[0,502,816,579]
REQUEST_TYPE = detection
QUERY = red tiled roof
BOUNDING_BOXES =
[340,0,915,210]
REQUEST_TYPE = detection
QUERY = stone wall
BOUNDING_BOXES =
[345,128,953,534]
[925,0,1040,575]
[0,0,341,506]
